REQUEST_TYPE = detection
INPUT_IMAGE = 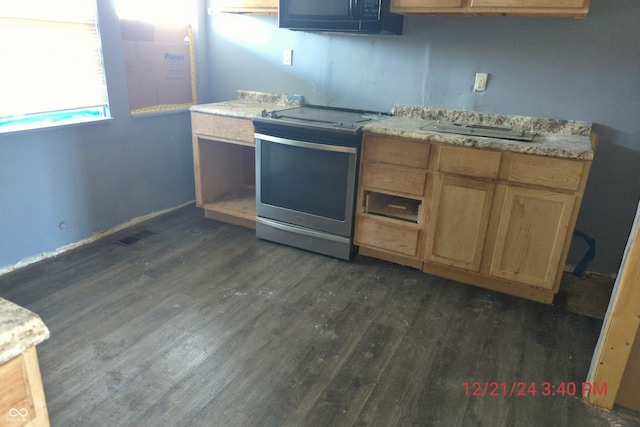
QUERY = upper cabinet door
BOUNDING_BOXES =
[392,0,463,9]
[210,0,278,14]
[469,0,587,7]
[391,0,589,16]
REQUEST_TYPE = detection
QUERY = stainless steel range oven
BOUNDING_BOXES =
[253,105,387,260]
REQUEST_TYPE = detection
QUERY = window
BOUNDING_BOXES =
[0,0,110,133]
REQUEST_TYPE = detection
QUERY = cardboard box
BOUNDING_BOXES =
[120,20,193,110]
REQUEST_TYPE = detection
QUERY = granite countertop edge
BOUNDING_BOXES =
[0,298,50,366]
[363,116,594,161]
[188,94,594,161]
[189,90,304,119]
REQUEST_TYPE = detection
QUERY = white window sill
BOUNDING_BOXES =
[0,115,113,135]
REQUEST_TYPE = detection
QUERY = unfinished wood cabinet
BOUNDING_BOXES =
[488,185,576,289]
[191,112,256,229]
[425,145,499,272]
[391,0,463,14]
[391,0,589,16]
[357,131,592,303]
[0,347,49,427]
[355,134,430,269]
[425,174,495,272]
[209,0,278,14]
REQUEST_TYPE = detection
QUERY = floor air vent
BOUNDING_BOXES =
[116,229,155,246]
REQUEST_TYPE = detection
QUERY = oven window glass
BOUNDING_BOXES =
[286,0,349,17]
[260,141,351,221]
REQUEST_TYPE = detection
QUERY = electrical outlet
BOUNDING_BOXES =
[283,49,293,66]
[474,73,488,92]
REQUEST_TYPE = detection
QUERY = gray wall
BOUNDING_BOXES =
[0,0,208,271]
[2,1,637,277]
[207,0,640,275]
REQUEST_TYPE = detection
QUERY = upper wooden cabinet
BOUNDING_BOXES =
[391,0,589,17]
[209,0,278,14]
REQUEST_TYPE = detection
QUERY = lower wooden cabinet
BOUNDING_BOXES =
[356,132,591,303]
[191,112,257,229]
[488,185,576,289]
[355,134,429,269]
[425,175,495,272]
[0,347,49,427]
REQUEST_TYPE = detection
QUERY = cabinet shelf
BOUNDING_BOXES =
[363,191,422,223]
[203,186,256,229]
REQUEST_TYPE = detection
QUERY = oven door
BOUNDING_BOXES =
[255,133,358,238]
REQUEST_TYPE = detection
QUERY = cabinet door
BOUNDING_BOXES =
[469,0,586,8]
[210,0,277,13]
[489,186,575,289]
[425,175,495,272]
[392,0,464,10]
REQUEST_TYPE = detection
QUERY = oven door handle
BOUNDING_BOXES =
[255,133,357,154]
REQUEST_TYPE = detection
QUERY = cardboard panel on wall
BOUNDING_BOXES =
[120,20,194,112]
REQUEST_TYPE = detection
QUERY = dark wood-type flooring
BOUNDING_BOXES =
[1,204,639,427]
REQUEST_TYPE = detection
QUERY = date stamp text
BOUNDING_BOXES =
[462,381,608,397]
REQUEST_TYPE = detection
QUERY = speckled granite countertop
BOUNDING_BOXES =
[190,93,594,161]
[190,90,304,119]
[0,298,49,365]
[363,106,594,161]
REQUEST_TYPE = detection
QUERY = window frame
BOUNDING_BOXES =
[0,0,111,135]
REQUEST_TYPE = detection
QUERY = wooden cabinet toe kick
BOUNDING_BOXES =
[422,260,555,304]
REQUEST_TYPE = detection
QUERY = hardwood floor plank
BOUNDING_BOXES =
[299,322,403,427]
[1,204,638,427]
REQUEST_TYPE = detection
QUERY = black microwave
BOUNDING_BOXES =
[279,0,403,35]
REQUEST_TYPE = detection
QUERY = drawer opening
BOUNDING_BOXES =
[363,191,421,223]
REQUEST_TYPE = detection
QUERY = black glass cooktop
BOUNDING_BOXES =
[254,105,389,133]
